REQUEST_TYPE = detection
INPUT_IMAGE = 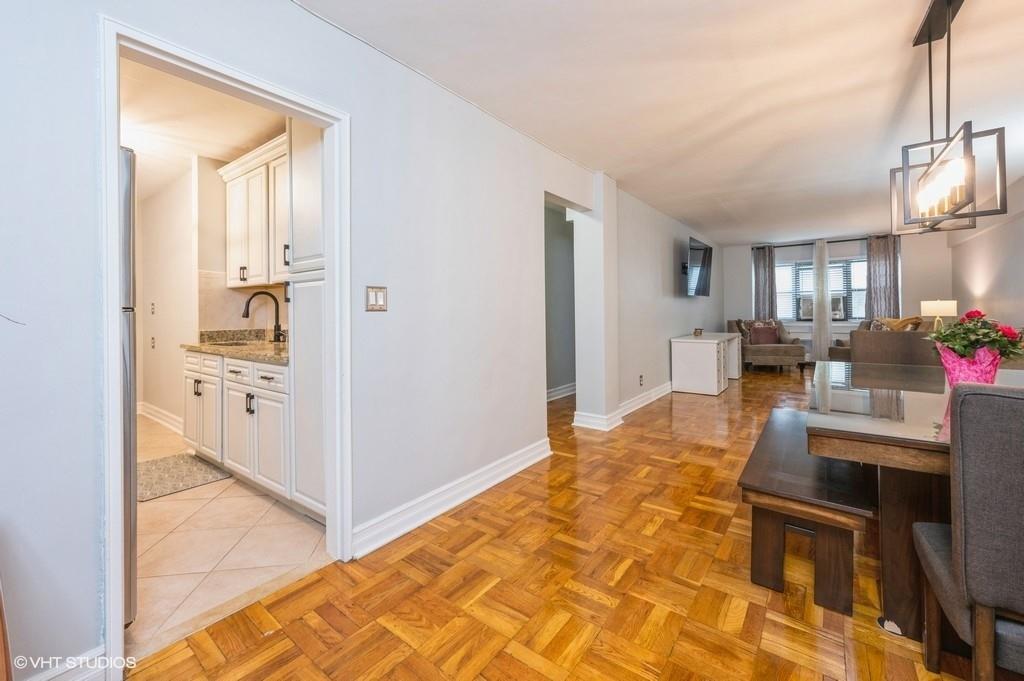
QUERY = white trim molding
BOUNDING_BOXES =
[137,402,183,433]
[352,438,551,556]
[24,645,107,681]
[572,381,671,432]
[572,411,624,431]
[546,382,576,402]
[615,381,672,420]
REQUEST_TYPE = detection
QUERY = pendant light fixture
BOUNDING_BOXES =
[890,0,1007,235]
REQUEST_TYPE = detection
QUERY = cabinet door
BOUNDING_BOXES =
[252,388,289,497]
[225,176,248,288]
[289,272,326,512]
[244,166,269,285]
[198,375,222,461]
[287,118,324,273]
[182,372,201,448]
[223,383,253,478]
[269,155,290,284]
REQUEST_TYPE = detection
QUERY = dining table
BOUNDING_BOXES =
[804,360,1024,641]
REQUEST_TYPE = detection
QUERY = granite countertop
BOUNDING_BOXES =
[181,341,289,366]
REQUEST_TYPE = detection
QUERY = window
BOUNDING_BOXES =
[775,257,867,321]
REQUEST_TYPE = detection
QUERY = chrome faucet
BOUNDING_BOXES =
[242,291,285,342]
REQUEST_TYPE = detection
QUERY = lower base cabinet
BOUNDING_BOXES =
[184,351,310,515]
[252,388,290,497]
[223,380,291,498]
[183,371,221,461]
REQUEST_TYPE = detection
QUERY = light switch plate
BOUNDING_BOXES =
[366,286,387,312]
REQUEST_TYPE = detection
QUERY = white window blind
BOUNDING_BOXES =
[774,241,868,321]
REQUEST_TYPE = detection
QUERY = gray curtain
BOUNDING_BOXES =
[866,235,901,319]
[752,245,776,320]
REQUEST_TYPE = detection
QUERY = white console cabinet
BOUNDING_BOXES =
[670,332,742,395]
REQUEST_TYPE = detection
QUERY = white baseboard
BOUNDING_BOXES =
[572,411,624,431]
[352,437,551,557]
[546,382,576,401]
[137,402,183,433]
[572,381,671,432]
[23,645,107,681]
[615,381,672,420]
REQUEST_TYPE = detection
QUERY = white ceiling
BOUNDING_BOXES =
[119,58,285,200]
[296,0,1024,244]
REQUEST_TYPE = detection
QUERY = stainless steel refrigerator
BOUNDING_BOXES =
[120,146,138,627]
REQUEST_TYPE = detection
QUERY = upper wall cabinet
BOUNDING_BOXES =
[287,118,325,273]
[219,134,289,288]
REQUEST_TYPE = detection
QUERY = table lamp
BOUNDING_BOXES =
[920,300,957,329]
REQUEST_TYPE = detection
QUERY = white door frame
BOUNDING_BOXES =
[99,17,352,671]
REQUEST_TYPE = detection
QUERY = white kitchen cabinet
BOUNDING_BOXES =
[252,388,290,497]
[287,118,324,273]
[269,154,291,284]
[197,375,221,460]
[224,167,268,287]
[222,382,253,477]
[219,134,288,289]
[182,372,201,448]
[288,271,326,513]
[184,348,317,514]
[183,371,221,461]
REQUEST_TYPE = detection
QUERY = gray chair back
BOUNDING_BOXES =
[950,384,1024,613]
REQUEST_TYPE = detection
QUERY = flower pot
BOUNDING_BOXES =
[936,342,1001,439]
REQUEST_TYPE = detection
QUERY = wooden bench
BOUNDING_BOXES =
[739,408,878,615]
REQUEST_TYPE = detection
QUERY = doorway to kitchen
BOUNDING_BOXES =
[102,21,352,665]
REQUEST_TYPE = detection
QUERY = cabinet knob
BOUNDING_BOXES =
[283,244,291,267]
[240,265,248,282]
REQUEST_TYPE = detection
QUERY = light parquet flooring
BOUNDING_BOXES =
[130,370,959,680]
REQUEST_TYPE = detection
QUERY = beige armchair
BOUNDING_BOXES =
[728,319,805,371]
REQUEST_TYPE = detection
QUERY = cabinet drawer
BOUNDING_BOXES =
[224,358,253,385]
[200,354,223,376]
[184,352,202,372]
[252,363,289,393]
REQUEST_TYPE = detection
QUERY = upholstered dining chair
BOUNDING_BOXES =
[913,384,1024,681]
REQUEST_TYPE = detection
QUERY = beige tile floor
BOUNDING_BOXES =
[126,416,330,659]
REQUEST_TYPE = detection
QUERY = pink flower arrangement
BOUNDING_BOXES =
[930,309,1024,359]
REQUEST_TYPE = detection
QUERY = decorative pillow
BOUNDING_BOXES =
[874,316,924,331]
[735,319,749,341]
[869,319,890,331]
[749,326,781,345]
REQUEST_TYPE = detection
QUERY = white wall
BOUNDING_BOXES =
[722,245,753,321]
[1,2,601,672]
[617,190,723,403]
[138,170,195,421]
[900,231,953,317]
[544,206,575,392]
[949,178,1024,326]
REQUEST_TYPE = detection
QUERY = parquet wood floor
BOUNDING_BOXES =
[130,370,960,680]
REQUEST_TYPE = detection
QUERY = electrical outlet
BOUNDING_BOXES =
[639,374,644,386]
[150,302,155,315]
[150,337,155,349]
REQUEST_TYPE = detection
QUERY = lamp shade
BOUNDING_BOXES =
[921,300,958,317]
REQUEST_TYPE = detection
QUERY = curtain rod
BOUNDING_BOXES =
[751,233,890,249]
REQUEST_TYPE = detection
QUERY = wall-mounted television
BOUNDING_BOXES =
[682,237,712,296]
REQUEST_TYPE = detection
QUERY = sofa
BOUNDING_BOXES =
[728,319,805,371]
[827,319,938,365]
